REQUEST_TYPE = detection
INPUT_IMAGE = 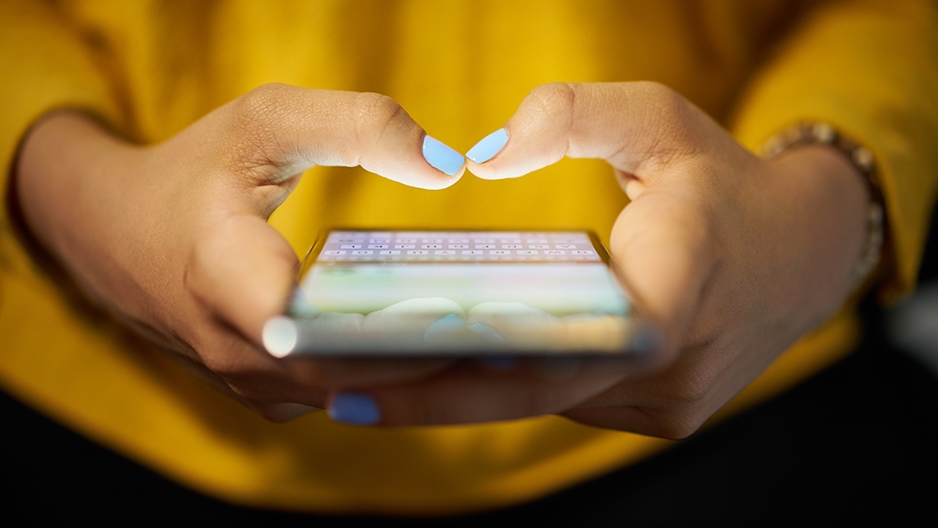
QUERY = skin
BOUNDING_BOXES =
[13,82,869,437]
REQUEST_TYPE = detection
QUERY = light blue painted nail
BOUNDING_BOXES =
[425,313,465,339]
[467,322,507,344]
[466,128,509,164]
[422,135,464,176]
[329,393,380,425]
[630,325,661,358]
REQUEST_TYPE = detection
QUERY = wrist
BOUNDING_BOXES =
[14,111,137,268]
[761,123,885,294]
[762,144,871,312]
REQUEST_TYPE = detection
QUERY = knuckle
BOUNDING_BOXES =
[235,83,291,128]
[633,82,699,161]
[635,81,686,116]
[354,92,407,139]
[200,348,241,379]
[668,372,712,408]
[642,377,714,439]
[652,412,705,440]
[525,82,577,122]
[228,84,296,168]
[346,92,410,167]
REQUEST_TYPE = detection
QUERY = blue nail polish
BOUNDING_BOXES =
[466,128,509,164]
[425,313,465,339]
[422,136,465,176]
[630,326,661,358]
[467,322,506,344]
[329,393,381,425]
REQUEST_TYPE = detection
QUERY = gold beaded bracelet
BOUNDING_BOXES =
[759,123,885,291]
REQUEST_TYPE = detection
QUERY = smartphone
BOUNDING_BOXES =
[263,229,647,357]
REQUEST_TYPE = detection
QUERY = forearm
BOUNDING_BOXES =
[14,112,139,284]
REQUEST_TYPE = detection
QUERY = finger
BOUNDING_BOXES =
[253,403,320,423]
[466,302,634,353]
[187,214,298,342]
[466,82,712,183]
[607,184,716,365]
[188,216,458,389]
[561,406,694,439]
[181,322,330,411]
[207,84,464,195]
[284,299,465,388]
[328,358,635,426]
[188,315,453,410]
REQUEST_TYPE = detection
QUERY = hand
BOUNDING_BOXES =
[14,84,468,421]
[329,82,870,438]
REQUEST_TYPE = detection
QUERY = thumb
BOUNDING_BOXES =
[466,82,705,182]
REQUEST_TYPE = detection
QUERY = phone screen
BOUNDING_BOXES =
[264,230,640,357]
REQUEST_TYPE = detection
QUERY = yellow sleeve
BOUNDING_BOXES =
[0,0,122,238]
[729,0,938,302]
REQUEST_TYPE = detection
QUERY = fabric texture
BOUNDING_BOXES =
[1,0,937,514]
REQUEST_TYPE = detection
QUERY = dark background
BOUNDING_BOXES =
[2,207,937,526]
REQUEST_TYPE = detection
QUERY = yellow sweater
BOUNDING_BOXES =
[1,0,937,515]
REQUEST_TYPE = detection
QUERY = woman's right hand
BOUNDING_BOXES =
[13,84,465,420]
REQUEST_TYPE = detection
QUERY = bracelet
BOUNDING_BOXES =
[759,123,885,291]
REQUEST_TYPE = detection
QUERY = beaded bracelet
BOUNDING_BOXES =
[759,123,885,291]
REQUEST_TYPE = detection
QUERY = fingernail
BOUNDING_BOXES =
[630,325,662,358]
[466,128,509,164]
[263,316,298,358]
[425,313,465,339]
[328,393,381,425]
[467,322,507,344]
[422,135,465,176]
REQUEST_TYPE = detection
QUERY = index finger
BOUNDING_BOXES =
[200,84,466,194]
